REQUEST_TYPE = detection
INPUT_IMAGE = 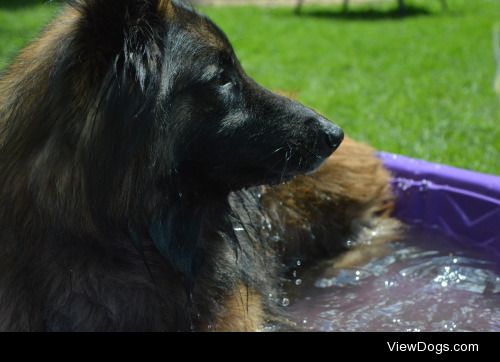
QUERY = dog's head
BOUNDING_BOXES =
[160,7,344,191]
[67,0,343,195]
[2,0,343,208]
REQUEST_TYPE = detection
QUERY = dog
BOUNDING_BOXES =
[0,0,399,331]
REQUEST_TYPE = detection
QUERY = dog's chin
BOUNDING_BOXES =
[262,156,330,187]
[304,157,330,176]
[222,154,332,191]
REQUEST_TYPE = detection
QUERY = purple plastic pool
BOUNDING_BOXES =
[287,153,500,332]
[380,152,500,260]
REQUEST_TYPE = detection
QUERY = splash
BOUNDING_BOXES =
[287,227,500,331]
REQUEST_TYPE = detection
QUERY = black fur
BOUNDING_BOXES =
[0,0,343,331]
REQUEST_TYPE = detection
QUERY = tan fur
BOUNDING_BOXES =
[281,136,393,214]
[274,89,300,100]
[158,0,229,50]
[0,5,123,237]
[158,0,180,22]
[262,136,401,270]
[211,283,264,332]
[311,137,403,268]
[0,7,79,145]
[263,137,395,229]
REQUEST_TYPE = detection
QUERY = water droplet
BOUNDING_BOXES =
[441,281,448,287]
[453,258,458,264]
[233,227,244,232]
[302,319,308,324]
[270,235,280,242]
[443,321,456,331]
[406,327,421,332]
[345,240,353,248]
[296,260,302,267]
[355,270,361,276]
[419,179,429,191]
[281,298,290,307]
[295,279,302,286]
[397,179,412,191]
[292,270,297,278]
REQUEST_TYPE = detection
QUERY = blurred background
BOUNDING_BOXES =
[0,0,499,174]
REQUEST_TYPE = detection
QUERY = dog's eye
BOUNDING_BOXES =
[214,69,233,87]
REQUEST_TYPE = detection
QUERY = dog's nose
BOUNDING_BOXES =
[311,117,344,155]
[320,118,344,151]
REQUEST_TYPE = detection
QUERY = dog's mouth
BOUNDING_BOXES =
[263,146,339,186]
[264,125,344,185]
[196,144,340,193]
[197,122,344,191]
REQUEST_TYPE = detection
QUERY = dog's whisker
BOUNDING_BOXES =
[279,144,293,183]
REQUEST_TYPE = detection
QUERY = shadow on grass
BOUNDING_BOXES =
[295,5,433,21]
[0,0,59,9]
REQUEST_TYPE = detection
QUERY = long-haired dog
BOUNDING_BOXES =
[0,0,399,331]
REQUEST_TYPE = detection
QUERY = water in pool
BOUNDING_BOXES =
[285,227,500,331]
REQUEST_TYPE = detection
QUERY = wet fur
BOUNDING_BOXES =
[0,0,399,331]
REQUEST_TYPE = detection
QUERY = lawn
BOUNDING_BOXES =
[1,0,499,174]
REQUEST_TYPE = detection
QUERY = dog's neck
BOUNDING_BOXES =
[143,188,234,286]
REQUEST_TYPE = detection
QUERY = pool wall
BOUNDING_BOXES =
[378,152,500,259]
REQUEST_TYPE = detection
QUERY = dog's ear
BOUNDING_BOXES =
[57,1,172,220]
[70,0,169,83]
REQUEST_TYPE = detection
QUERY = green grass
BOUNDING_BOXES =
[202,0,500,174]
[1,0,499,174]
